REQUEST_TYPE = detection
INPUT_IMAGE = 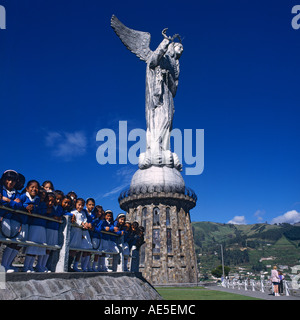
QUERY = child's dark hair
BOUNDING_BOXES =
[26,180,41,189]
[0,170,19,184]
[105,209,113,220]
[42,180,54,190]
[132,221,139,230]
[63,195,72,202]
[138,226,145,233]
[45,192,56,201]
[15,173,25,191]
[44,193,56,209]
[76,198,85,205]
[61,195,72,210]
[54,190,64,198]
[67,191,77,200]
[38,188,47,199]
[86,197,95,204]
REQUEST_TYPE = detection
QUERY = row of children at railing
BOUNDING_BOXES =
[0,169,145,273]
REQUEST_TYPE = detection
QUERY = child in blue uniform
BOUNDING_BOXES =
[68,198,92,272]
[97,210,115,253]
[44,192,63,272]
[0,170,22,214]
[47,192,64,249]
[0,170,23,271]
[42,180,54,193]
[91,205,105,271]
[123,221,131,271]
[94,210,117,271]
[22,180,47,272]
[82,198,95,271]
[112,213,126,271]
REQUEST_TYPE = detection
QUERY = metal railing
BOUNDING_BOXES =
[0,205,120,272]
[221,277,291,296]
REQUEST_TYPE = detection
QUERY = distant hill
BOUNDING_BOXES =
[192,221,300,277]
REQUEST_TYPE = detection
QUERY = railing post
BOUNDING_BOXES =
[55,215,71,272]
[284,280,290,296]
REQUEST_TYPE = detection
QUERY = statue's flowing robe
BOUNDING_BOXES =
[145,39,179,159]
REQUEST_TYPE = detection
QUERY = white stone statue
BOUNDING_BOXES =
[111,15,183,171]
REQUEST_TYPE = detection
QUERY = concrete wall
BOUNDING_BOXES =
[0,272,162,300]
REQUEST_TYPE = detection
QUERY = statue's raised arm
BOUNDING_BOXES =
[111,15,183,171]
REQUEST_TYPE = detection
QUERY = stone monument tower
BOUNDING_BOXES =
[112,15,198,284]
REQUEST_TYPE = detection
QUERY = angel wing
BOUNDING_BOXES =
[111,15,152,62]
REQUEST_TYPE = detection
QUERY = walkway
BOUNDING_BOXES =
[206,285,300,300]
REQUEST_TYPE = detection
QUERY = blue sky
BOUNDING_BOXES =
[0,0,300,224]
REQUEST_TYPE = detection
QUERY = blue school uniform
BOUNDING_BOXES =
[95,219,114,240]
[23,194,47,256]
[47,205,64,230]
[0,186,24,238]
[18,192,40,224]
[91,217,103,239]
[46,205,64,247]
[0,184,22,217]
[27,200,47,228]
[127,231,137,250]
[88,215,103,250]
[113,220,126,236]
[101,220,119,253]
[85,209,96,224]
[63,211,73,217]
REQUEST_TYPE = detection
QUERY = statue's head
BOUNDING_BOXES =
[167,42,183,60]
[174,43,183,58]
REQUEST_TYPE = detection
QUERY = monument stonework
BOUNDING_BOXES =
[112,15,198,285]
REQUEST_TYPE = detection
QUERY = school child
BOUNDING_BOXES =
[61,196,71,212]
[98,210,117,253]
[68,198,92,272]
[112,213,126,271]
[130,221,141,272]
[42,181,54,193]
[91,205,105,271]
[0,170,24,272]
[22,180,48,272]
[93,210,116,271]
[123,222,131,271]
[0,170,21,230]
[38,189,47,204]
[136,226,145,248]
[54,190,64,206]
[31,191,53,272]
[44,192,64,272]
[83,198,96,271]
[0,170,22,213]
[15,173,25,192]
[66,191,77,211]
[113,213,126,235]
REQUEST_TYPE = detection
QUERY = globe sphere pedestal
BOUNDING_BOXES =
[119,166,197,285]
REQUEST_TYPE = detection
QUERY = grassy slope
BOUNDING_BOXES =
[156,287,262,300]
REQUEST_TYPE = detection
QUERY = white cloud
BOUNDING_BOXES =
[254,209,265,222]
[227,215,247,225]
[101,182,130,198]
[271,210,300,225]
[45,131,87,161]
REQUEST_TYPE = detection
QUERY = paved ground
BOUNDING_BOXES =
[206,285,300,300]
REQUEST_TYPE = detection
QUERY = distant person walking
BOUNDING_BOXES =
[270,266,280,296]
[278,271,284,295]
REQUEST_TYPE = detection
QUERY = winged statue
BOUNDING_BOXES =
[111,15,183,171]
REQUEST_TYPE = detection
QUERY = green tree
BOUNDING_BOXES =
[211,265,230,278]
